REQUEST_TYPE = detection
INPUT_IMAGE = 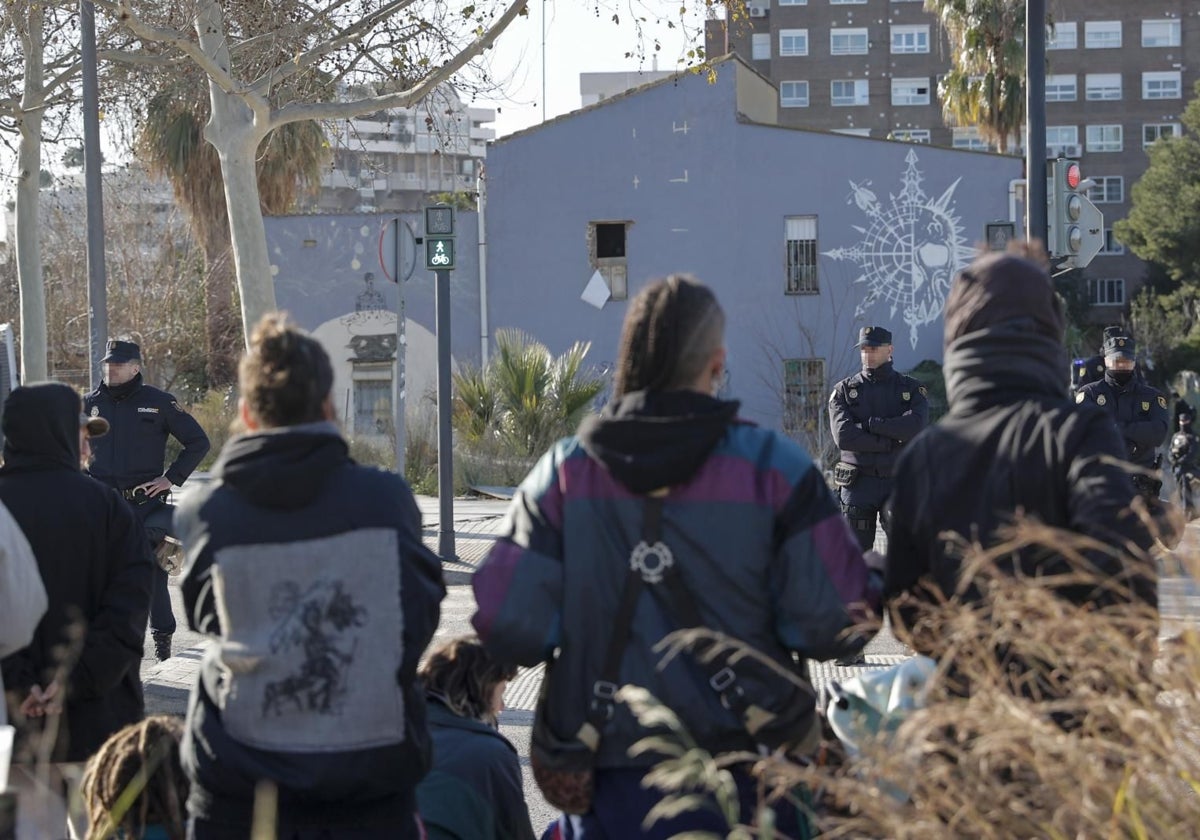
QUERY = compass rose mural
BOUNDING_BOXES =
[823,148,977,349]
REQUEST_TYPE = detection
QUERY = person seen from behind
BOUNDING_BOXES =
[416,635,535,840]
[472,274,881,839]
[0,499,46,727]
[174,313,446,839]
[884,242,1158,701]
[81,714,188,840]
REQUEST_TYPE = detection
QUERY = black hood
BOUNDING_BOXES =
[578,390,740,494]
[214,422,351,509]
[1,382,82,472]
[944,318,1068,415]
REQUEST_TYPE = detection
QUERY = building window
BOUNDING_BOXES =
[1100,229,1125,255]
[1047,21,1077,50]
[1045,74,1077,102]
[1142,20,1181,48]
[352,367,393,437]
[1143,71,1182,100]
[952,127,988,151]
[832,128,871,136]
[891,77,930,106]
[588,221,629,301]
[891,129,930,143]
[1084,21,1122,49]
[780,29,809,57]
[751,33,771,60]
[780,80,810,108]
[831,79,869,106]
[1086,124,1123,153]
[830,28,869,56]
[1143,122,1181,149]
[1092,176,1124,204]
[1089,278,1126,307]
[778,0,808,4]
[891,25,930,54]
[1046,125,1079,147]
[1085,73,1122,101]
[831,0,867,4]
[783,358,826,438]
[785,216,818,295]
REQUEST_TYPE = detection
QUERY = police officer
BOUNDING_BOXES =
[1076,332,1168,502]
[1071,325,1125,393]
[1169,409,1199,517]
[829,325,929,552]
[84,339,210,662]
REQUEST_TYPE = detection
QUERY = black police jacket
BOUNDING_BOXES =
[828,361,929,477]
[84,373,211,490]
[1076,373,1168,469]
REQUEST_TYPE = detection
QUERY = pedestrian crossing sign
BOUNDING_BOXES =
[426,237,455,270]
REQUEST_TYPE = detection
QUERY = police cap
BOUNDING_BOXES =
[101,339,141,364]
[856,326,893,347]
[1103,334,1136,359]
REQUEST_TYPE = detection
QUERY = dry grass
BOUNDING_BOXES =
[622,519,1200,840]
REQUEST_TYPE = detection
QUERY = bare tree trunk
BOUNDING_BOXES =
[196,0,275,347]
[14,6,46,382]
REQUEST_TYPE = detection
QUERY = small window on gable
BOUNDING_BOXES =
[588,221,630,301]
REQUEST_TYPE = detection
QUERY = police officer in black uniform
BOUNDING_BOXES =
[1169,408,1200,517]
[1071,326,1128,394]
[829,326,929,550]
[84,340,210,661]
[1076,332,1169,502]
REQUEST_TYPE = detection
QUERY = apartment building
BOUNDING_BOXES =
[708,1,1200,311]
[303,86,495,214]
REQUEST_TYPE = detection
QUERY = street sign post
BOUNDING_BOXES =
[424,204,457,561]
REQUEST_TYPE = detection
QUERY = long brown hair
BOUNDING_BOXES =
[612,274,725,398]
[419,636,517,726]
[80,715,188,840]
[239,313,335,428]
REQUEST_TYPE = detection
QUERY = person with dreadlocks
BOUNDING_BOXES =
[472,274,880,839]
[81,715,188,840]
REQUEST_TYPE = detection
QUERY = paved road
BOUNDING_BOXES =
[141,494,1200,832]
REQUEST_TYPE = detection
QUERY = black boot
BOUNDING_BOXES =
[152,632,173,663]
[835,651,867,667]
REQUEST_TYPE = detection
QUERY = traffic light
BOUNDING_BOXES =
[1047,158,1104,269]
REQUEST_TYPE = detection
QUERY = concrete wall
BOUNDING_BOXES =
[485,61,1023,429]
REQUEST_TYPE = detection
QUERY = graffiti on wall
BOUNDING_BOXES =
[824,149,976,349]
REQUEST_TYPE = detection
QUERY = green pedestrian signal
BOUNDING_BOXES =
[426,237,455,270]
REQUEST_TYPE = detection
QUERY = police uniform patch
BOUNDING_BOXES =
[849,389,858,399]
[90,406,99,417]
[1075,392,1086,404]
[1142,401,1151,412]
[171,401,185,412]
[919,385,928,396]
[1097,395,1107,406]
[902,391,911,402]
[1159,396,1168,409]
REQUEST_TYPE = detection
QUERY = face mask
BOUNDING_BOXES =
[1109,369,1134,386]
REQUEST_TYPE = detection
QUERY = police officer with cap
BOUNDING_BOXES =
[1072,325,1126,393]
[829,325,929,552]
[1076,331,1168,501]
[84,339,210,662]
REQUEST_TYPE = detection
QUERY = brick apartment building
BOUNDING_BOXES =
[707,1,1200,313]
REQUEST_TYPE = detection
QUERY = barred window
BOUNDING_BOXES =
[783,358,826,438]
[785,216,818,294]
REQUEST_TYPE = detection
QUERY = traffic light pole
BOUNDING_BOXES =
[1026,0,1047,246]
[435,267,456,560]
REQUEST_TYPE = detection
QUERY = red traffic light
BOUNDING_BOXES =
[1064,162,1081,190]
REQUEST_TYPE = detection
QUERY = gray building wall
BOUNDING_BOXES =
[486,61,1022,430]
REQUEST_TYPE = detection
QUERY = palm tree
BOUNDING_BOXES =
[925,0,1026,154]
[137,77,328,386]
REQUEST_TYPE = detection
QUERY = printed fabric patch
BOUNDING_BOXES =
[212,529,405,752]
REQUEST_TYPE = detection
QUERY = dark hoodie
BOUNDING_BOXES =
[884,257,1157,648]
[0,383,152,762]
[175,422,445,835]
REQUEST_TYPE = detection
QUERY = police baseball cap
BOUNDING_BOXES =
[856,326,893,347]
[80,411,110,438]
[101,339,141,364]
[1103,334,1136,359]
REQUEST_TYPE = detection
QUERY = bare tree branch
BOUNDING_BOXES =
[270,0,527,129]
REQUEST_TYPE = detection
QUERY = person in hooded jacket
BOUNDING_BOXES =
[174,314,445,840]
[884,245,1158,691]
[0,383,152,763]
[472,274,880,839]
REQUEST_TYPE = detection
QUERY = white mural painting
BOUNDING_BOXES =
[824,148,976,349]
